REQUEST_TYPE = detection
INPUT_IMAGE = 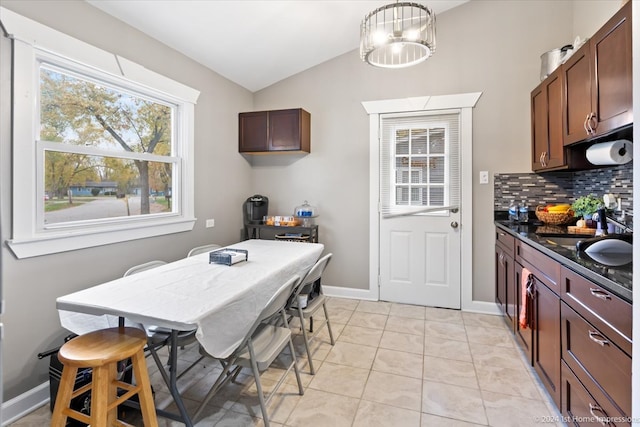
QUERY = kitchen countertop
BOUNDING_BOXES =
[495,218,632,303]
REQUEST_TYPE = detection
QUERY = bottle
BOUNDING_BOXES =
[508,200,519,222]
[519,200,529,223]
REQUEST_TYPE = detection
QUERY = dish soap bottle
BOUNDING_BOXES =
[519,200,529,223]
[508,200,519,222]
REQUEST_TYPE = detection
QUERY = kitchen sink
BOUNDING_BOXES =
[542,236,585,250]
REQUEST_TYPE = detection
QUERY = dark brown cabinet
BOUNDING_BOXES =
[515,261,533,365]
[495,228,516,330]
[496,225,633,426]
[239,108,310,153]
[563,2,632,145]
[515,239,561,407]
[561,266,632,424]
[531,1,632,172]
[532,276,561,408]
[561,361,628,427]
[561,302,632,424]
[531,68,565,171]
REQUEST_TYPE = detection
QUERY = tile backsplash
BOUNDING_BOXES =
[494,163,633,216]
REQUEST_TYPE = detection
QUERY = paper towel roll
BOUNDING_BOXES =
[586,139,633,165]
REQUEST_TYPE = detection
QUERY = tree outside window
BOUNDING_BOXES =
[40,65,175,224]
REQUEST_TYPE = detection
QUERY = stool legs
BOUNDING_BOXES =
[131,348,158,426]
[50,366,79,427]
[51,350,158,427]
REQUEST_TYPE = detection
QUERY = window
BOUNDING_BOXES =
[380,112,460,217]
[3,8,200,258]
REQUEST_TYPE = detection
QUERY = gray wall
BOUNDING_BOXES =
[0,0,254,400]
[251,0,609,299]
[0,0,624,403]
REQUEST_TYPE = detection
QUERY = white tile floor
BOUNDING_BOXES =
[9,297,564,426]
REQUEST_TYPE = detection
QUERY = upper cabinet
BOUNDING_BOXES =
[531,1,632,171]
[239,108,310,154]
[563,2,632,145]
[531,69,565,171]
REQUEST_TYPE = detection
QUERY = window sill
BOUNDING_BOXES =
[7,217,196,259]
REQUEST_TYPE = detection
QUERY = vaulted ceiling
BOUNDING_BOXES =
[87,0,468,92]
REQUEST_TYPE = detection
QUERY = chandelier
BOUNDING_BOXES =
[360,1,436,68]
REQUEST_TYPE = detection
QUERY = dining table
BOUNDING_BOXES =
[56,239,325,426]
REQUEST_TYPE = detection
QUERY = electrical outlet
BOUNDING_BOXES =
[479,171,489,184]
[205,219,215,228]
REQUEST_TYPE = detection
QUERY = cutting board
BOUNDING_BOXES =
[567,226,596,236]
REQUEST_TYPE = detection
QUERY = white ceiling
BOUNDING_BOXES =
[86,0,468,93]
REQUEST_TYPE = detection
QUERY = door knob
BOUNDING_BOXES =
[450,221,459,228]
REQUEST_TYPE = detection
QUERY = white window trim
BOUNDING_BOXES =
[1,7,200,258]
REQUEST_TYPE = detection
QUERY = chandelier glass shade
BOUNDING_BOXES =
[360,2,436,68]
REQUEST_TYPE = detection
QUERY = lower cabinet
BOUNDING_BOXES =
[496,228,632,426]
[533,278,561,408]
[561,361,628,427]
[495,229,515,331]
[514,261,533,365]
[561,301,632,424]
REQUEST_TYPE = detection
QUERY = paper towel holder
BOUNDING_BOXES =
[585,139,633,166]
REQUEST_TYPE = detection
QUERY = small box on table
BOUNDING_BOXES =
[209,248,248,265]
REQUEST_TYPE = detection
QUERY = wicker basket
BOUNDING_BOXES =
[535,205,576,225]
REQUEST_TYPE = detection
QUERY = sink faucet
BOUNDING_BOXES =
[596,207,608,235]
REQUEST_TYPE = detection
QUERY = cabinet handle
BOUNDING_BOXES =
[498,252,504,266]
[526,274,535,298]
[585,112,596,134]
[588,112,598,133]
[583,114,590,134]
[589,288,612,300]
[540,151,547,167]
[588,330,610,347]
[588,403,611,426]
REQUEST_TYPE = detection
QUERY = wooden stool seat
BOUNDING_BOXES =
[51,327,158,427]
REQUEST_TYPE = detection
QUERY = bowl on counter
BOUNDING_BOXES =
[535,205,576,225]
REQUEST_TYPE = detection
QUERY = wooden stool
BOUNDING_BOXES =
[51,327,158,427]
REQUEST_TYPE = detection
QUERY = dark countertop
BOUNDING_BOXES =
[495,218,632,303]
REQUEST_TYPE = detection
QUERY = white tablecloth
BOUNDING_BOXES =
[57,240,324,358]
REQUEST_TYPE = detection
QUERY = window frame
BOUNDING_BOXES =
[390,121,449,212]
[3,7,199,258]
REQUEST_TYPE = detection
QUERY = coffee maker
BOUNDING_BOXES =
[243,195,269,238]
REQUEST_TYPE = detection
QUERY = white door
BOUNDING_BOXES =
[378,114,461,309]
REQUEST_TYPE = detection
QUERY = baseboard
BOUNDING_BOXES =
[325,284,501,316]
[462,299,502,315]
[1,382,49,426]
[323,285,378,301]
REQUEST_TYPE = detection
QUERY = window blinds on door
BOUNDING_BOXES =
[380,111,460,218]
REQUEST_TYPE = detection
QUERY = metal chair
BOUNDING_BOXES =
[286,253,335,374]
[187,243,222,257]
[123,260,202,380]
[194,275,304,426]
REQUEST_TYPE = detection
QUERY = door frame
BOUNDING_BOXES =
[362,93,482,310]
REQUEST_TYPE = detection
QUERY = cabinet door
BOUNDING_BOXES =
[562,43,592,145]
[514,262,533,365]
[531,70,564,171]
[269,109,301,151]
[239,111,268,152]
[495,246,507,313]
[495,245,515,331]
[533,277,561,408]
[562,302,632,417]
[268,108,310,152]
[590,2,632,137]
[561,362,629,427]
